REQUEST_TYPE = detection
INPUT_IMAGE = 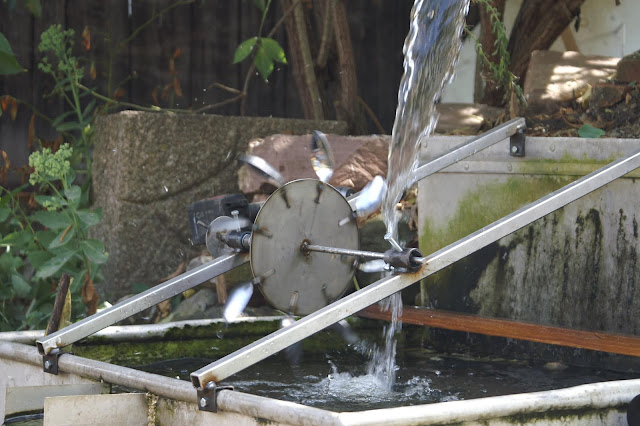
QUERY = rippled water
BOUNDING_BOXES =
[383,0,470,240]
[142,353,635,412]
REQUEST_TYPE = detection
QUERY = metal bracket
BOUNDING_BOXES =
[197,382,233,412]
[510,129,525,157]
[43,348,64,375]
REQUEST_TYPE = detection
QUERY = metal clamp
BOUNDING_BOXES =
[43,348,64,375]
[197,382,233,412]
[510,129,525,157]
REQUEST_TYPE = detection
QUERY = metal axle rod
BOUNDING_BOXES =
[303,243,386,260]
[191,148,640,388]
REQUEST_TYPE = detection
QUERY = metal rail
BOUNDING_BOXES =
[36,253,249,355]
[191,148,640,388]
[347,117,525,210]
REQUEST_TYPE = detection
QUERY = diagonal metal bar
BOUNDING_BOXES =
[37,253,249,355]
[190,148,640,388]
[347,117,525,210]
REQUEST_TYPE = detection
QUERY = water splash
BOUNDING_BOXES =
[366,292,403,390]
[383,0,470,240]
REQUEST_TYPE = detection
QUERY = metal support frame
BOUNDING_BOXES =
[197,382,234,412]
[36,253,249,356]
[42,348,63,375]
[510,128,526,157]
[190,148,640,388]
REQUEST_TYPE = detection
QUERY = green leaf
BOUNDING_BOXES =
[0,231,32,248]
[83,98,97,118]
[253,0,265,11]
[261,38,287,64]
[0,32,26,74]
[51,110,76,128]
[11,273,31,297]
[35,250,76,279]
[31,210,72,230]
[64,185,81,208]
[55,121,84,132]
[76,209,101,227]
[24,0,42,18]
[48,226,75,249]
[254,47,273,81]
[233,37,257,64]
[27,250,53,270]
[578,124,605,139]
[34,194,66,209]
[81,239,108,265]
[0,207,10,223]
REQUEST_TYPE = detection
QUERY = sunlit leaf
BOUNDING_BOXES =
[254,47,273,81]
[578,124,605,138]
[233,37,257,64]
[261,38,287,64]
[0,32,26,74]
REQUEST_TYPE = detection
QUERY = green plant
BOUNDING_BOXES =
[466,0,525,106]
[38,25,96,188]
[0,144,107,331]
[578,123,605,138]
[233,0,287,82]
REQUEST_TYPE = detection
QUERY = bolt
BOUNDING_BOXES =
[200,397,208,408]
[44,360,52,370]
[511,145,519,154]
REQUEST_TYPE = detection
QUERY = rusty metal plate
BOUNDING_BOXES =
[250,179,358,315]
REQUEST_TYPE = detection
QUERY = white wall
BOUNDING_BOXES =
[441,0,640,103]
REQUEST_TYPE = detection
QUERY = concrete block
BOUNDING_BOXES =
[91,112,347,300]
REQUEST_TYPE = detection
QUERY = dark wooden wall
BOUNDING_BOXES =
[0,1,413,184]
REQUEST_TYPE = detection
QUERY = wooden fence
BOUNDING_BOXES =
[0,0,414,181]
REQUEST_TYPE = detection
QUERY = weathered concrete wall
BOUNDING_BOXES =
[91,111,347,300]
[418,135,640,367]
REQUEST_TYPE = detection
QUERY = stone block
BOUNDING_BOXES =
[238,134,371,196]
[91,111,346,300]
[523,50,620,113]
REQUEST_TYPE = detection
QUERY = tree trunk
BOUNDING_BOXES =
[507,0,586,85]
[279,0,324,120]
[331,0,367,134]
[477,0,506,106]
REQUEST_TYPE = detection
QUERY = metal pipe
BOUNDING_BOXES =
[347,117,525,211]
[191,148,640,387]
[1,341,340,425]
[36,253,249,355]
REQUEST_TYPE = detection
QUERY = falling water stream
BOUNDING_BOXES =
[365,0,471,392]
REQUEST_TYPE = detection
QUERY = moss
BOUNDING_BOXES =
[420,175,573,256]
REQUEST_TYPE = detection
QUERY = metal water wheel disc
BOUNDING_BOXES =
[250,179,359,315]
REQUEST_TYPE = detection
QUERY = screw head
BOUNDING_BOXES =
[44,360,52,370]
[511,145,519,154]
[199,397,208,408]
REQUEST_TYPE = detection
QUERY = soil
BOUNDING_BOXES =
[521,84,640,138]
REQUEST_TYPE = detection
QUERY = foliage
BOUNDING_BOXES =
[467,0,525,106]
[0,144,107,331]
[0,32,26,74]
[578,124,605,138]
[0,25,107,331]
[234,0,288,81]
